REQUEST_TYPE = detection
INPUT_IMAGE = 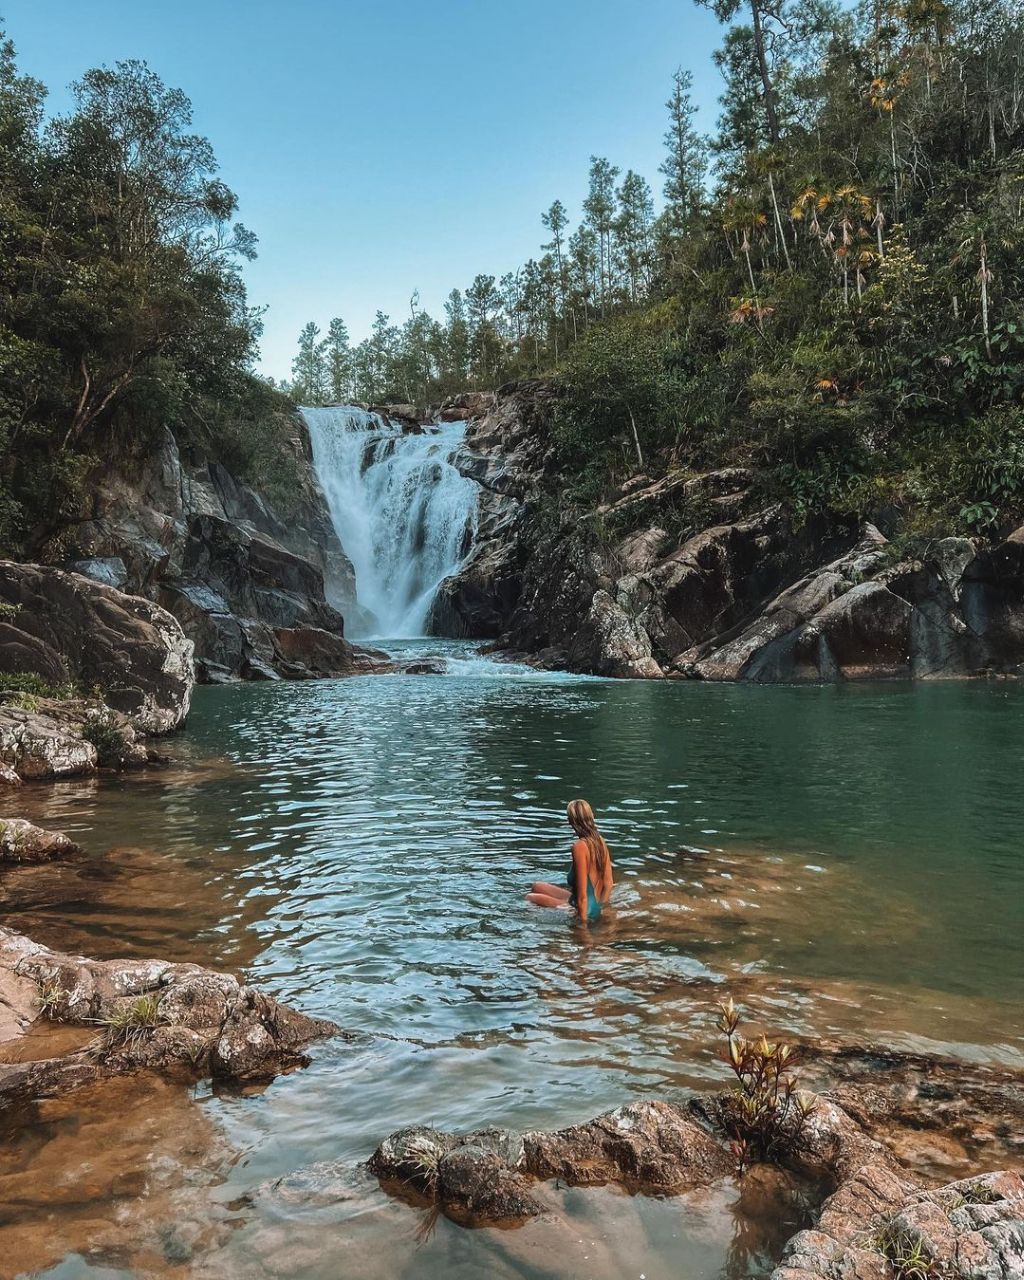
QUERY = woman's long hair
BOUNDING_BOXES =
[567,799,612,899]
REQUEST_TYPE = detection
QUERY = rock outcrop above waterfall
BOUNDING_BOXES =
[0,926,339,1100]
[55,420,371,682]
[438,382,1024,681]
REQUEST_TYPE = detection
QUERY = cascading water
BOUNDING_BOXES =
[300,406,478,638]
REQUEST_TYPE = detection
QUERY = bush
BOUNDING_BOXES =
[82,715,133,768]
[0,670,78,699]
[716,998,815,1171]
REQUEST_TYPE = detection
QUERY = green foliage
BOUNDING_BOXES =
[95,994,162,1053]
[0,32,270,554]
[873,1220,942,1280]
[36,977,70,1021]
[0,670,77,699]
[82,715,133,769]
[716,998,816,1171]
[554,307,682,495]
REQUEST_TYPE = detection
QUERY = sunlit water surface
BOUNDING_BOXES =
[3,642,1023,1279]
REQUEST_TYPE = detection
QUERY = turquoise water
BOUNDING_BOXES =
[5,644,1024,1278]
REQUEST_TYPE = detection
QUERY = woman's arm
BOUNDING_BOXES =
[571,840,589,921]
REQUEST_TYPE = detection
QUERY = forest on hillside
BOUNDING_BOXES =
[0,29,294,555]
[292,0,1024,543]
[1,0,1023,557]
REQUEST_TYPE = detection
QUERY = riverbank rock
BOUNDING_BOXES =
[0,928,339,1102]
[369,1099,734,1227]
[0,562,193,731]
[0,818,82,863]
[772,1167,1024,1280]
[0,701,99,779]
[523,1100,732,1190]
[433,381,1024,681]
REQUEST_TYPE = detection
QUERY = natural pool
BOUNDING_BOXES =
[3,643,1023,1279]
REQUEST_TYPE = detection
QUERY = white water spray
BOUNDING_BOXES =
[301,406,478,638]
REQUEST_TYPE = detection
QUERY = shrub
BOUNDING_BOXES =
[0,670,77,699]
[716,998,815,1171]
[82,715,133,768]
[96,994,162,1053]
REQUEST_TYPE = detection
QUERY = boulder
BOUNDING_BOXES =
[0,817,82,862]
[0,703,99,779]
[523,1099,732,1191]
[0,927,339,1100]
[0,562,193,732]
[772,1167,1024,1280]
[368,1124,540,1224]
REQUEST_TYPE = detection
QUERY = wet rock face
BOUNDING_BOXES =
[0,927,338,1101]
[436,382,1024,681]
[0,562,194,732]
[0,818,81,863]
[58,421,370,683]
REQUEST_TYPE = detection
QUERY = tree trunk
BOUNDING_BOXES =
[767,170,792,270]
[626,404,644,469]
[750,0,781,145]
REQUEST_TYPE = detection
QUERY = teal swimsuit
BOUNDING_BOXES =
[567,862,602,923]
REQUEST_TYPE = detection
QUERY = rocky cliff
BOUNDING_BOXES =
[437,383,1024,681]
[54,420,377,682]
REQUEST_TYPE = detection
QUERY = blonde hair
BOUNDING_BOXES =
[567,799,612,899]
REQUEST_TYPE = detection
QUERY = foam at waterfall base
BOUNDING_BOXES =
[381,638,604,682]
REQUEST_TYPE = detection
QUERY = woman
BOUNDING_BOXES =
[527,799,613,924]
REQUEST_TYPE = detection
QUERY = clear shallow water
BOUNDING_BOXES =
[3,646,1024,1278]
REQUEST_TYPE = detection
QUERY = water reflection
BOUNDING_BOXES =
[3,645,1024,1277]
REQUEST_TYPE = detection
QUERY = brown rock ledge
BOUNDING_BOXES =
[0,927,339,1104]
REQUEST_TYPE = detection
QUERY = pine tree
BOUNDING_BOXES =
[660,69,707,230]
[291,321,326,404]
[324,317,352,402]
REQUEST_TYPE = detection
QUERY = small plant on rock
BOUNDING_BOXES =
[874,1219,944,1279]
[36,977,69,1020]
[82,715,133,769]
[716,997,815,1171]
[96,994,163,1053]
[402,1134,443,1192]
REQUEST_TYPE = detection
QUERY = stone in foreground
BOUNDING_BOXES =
[0,927,338,1103]
[0,817,82,863]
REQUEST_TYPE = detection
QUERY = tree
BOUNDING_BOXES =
[324,317,352,402]
[615,170,655,303]
[583,157,621,315]
[660,69,707,229]
[291,322,326,403]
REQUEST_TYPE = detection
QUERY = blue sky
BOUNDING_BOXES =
[2,1,724,380]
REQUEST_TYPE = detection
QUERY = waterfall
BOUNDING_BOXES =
[300,406,478,638]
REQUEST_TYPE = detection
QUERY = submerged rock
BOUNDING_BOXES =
[0,927,339,1103]
[0,817,82,863]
